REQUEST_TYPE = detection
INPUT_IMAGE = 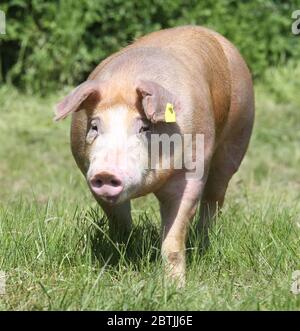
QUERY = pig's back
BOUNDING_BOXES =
[132,26,254,141]
[89,26,252,140]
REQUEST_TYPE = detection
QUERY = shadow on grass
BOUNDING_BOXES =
[86,208,161,269]
[80,205,213,270]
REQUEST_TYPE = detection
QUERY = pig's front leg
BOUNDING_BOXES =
[100,201,132,242]
[155,175,206,286]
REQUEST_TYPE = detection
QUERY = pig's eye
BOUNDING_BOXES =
[136,118,151,134]
[90,120,99,132]
[139,125,151,133]
[86,118,100,144]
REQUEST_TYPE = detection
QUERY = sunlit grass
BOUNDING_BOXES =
[0,64,299,310]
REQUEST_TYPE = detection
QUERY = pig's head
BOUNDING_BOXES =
[55,79,180,205]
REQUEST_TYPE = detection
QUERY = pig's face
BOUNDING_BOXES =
[85,105,151,204]
[55,79,181,205]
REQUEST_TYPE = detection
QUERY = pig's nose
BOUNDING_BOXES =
[89,172,123,202]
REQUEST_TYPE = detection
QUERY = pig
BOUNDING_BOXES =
[55,26,254,286]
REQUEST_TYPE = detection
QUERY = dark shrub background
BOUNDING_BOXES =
[0,0,299,94]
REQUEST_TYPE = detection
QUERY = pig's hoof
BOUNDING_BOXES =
[164,252,186,288]
[165,270,186,289]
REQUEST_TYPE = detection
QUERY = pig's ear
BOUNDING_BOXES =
[54,80,102,121]
[136,80,180,123]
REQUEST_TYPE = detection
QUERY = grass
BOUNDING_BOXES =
[0,63,299,310]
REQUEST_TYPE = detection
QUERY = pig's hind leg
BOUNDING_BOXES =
[197,152,233,245]
[198,125,253,246]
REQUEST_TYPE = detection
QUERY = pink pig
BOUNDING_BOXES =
[55,26,254,285]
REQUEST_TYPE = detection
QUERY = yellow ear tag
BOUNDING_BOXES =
[165,103,176,123]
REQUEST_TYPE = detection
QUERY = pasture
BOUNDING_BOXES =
[0,63,299,310]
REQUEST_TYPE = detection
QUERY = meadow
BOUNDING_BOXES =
[0,63,299,310]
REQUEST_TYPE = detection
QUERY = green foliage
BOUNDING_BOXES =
[262,61,300,105]
[0,0,299,93]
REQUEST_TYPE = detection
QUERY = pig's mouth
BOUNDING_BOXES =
[88,184,124,205]
[98,193,122,205]
[89,187,125,205]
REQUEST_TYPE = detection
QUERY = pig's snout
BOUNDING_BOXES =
[89,171,123,202]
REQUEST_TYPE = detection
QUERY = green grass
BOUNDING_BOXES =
[0,63,299,310]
